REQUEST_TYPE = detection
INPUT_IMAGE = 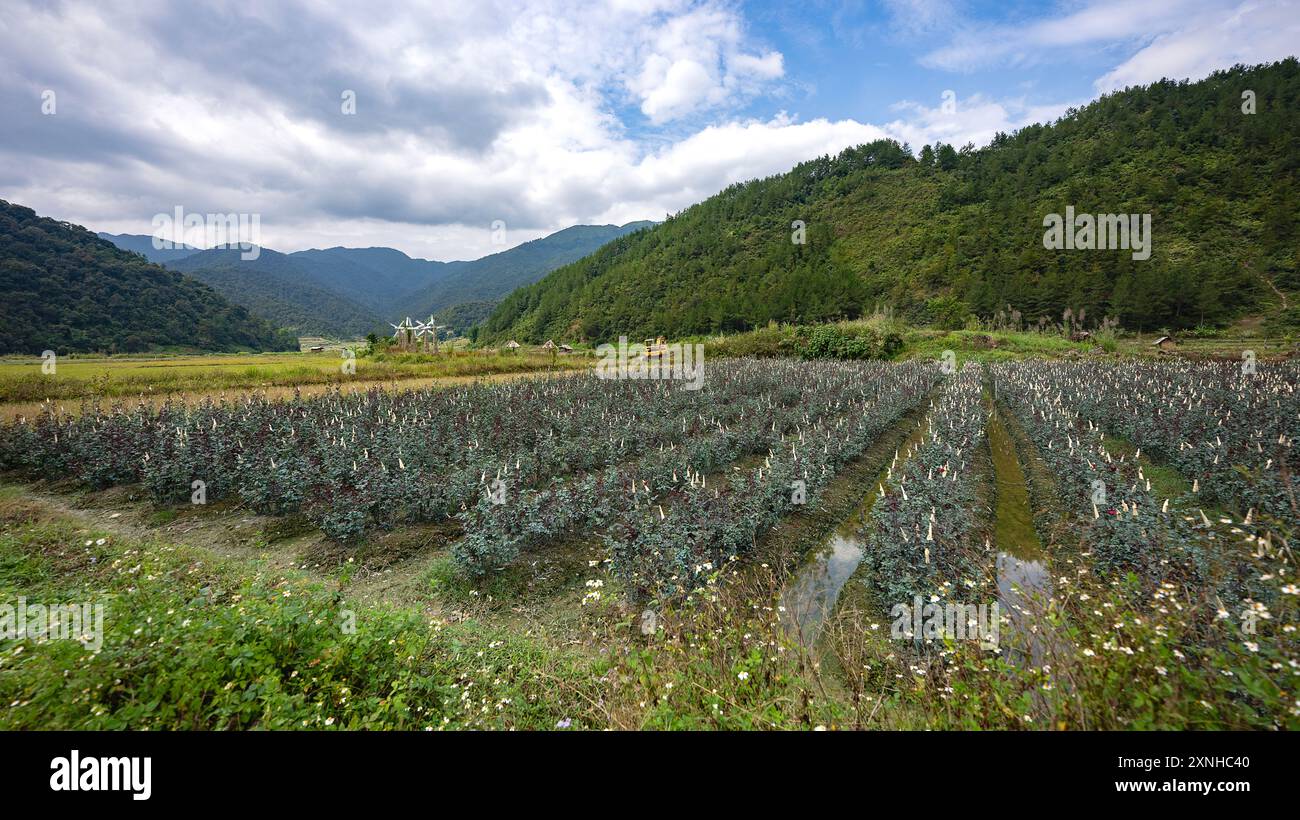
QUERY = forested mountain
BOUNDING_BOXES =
[484,60,1300,343]
[286,247,460,313]
[400,221,655,320]
[168,248,383,339]
[97,232,203,264]
[100,222,653,338]
[0,200,295,354]
[428,301,498,337]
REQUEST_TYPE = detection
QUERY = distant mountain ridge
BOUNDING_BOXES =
[97,232,204,264]
[1,201,294,354]
[167,248,384,339]
[400,222,655,323]
[100,220,655,340]
[287,247,461,313]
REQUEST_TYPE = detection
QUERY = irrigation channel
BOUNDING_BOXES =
[780,414,928,639]
[987,406,1052,666]
[781,395,1054,665]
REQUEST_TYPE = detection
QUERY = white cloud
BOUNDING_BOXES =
[625,2,785,123]
[883,0,962,36]
[588,113,892,224]
[638,57,718,121]
[1094,0,1300,91]
[730,51,785,80]
[883,93,1076,150]
[0,0,795,258]
[920,0,1237,73]
[2,0,1291,264]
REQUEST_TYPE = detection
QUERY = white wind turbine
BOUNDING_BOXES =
[390,317,417,350]
[420,316,448,353]
[410,319,430,352]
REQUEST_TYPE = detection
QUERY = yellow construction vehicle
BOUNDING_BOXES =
[643,336,668,360]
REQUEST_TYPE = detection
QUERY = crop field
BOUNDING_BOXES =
[0,356,1296,730]
[0,349,586,407]
[0,360,936,582]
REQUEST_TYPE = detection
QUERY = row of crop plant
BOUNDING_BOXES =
[598,361,943,599]
[453,359,938,575]
[1004,360,1298,532]
[987,362,1288,610]
[858,364,993,617]
[0,361,848,542]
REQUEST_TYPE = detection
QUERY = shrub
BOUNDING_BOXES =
[791,323,902,360]
[925,295,972,331]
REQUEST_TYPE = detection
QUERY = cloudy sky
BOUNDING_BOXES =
[2,0,1296,260]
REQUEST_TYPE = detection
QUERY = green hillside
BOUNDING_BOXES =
[484,60,1299,343]
[96,232,203,264]
[401,221,655,321]
[169,248,384,339]
[0,200,295,354]
[429,300,498,336]
[287,247,459,313]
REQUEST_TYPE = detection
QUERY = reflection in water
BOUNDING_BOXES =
[997,553,1050,666]
[988,407,1052,666]
[783,532,867,638]
[781,417,929,643]
[782,405,1057,667]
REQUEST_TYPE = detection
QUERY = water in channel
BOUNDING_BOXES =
[782,405,1053,667]
[987,407,1052,667]
[780,417,929,642]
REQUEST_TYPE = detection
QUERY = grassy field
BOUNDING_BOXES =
[0,348,589,405]
[698,318,1298,365]
[7,321,1286,410]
